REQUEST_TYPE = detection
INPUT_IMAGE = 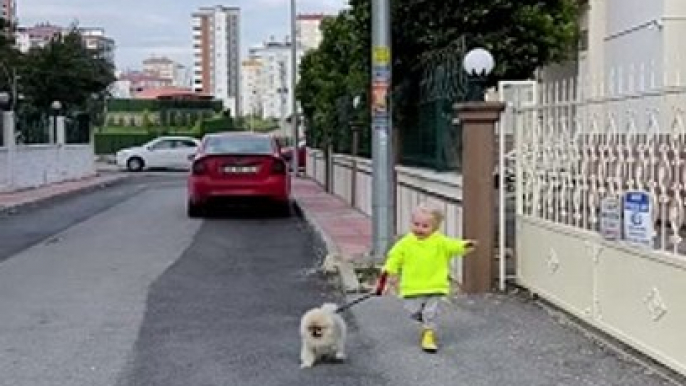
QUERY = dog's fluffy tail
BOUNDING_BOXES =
[320,303,339,313]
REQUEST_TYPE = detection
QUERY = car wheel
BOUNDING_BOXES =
[187,200,205,218]
[274,201,292,218]
[126,157,145,172]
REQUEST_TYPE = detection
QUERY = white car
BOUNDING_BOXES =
[115,136,201,172]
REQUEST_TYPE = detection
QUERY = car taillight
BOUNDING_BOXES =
[271,159,286,175]
[192,159,207,175]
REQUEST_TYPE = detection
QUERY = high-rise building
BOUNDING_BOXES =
[14,24,115,64]
[241,58,263,118]
[192,5,240,115]
[247,36,304,120]
[1,0,16,26]
[79,27,116,64]
[143,56,190,87]
[296,14,327,51]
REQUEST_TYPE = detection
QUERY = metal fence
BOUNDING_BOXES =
[397,37,468,171]
[317,37,469,171]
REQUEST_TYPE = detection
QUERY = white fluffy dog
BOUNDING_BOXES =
[299,302,347,368]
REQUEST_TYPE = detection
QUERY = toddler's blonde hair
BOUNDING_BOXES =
[412,202,444,229]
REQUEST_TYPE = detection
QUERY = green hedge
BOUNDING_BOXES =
[107,98,223,112]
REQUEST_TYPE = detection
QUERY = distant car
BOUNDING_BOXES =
[186,132,291,217]
[115,136,200,172]
[280,140,306,171]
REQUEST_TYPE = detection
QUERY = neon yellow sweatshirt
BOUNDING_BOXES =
[383,232,468,297]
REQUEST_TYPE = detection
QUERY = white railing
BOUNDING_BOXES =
[514,69,686,376]
[306,149,465,280]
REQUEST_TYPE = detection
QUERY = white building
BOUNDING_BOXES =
[143,56,190,87]
[14,24,115,64]
[540,0,686,92]
[1,0,16,26]
[79,27,116,64]
[247,37,305,120]
[296,14,327,51]
[191,5,241,115]
[241,58,263,118]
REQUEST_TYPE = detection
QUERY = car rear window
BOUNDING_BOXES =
[203,136,274,155]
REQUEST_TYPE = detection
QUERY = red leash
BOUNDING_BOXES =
[334,272,388,313]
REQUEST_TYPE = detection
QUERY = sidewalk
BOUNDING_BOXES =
[293,177,681,386]
[0,172,128,214]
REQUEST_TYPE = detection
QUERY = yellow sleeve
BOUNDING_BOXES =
[444,236,467,259]
[383,237,406,275]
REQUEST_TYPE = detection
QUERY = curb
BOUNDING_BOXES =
[293,195,362,293]
[0,173,131,215]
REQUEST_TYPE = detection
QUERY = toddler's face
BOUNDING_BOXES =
[411,212,435,239]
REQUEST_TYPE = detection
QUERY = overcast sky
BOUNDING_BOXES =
[17,0,346,70]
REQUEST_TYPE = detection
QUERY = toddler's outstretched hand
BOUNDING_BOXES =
[465,240,478,253]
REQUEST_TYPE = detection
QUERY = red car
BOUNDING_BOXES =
[187,132,291,217]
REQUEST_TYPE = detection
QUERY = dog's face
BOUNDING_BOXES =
[301,310,337,344]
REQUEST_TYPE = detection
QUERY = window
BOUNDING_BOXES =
[204,136,274,155]
[150,140,174,150]
[176,140,198,148]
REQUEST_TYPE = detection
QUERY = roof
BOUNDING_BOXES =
[135,87,213,100]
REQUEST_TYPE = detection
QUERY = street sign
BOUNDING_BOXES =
[622,190,654,247]
[600,196,621,240]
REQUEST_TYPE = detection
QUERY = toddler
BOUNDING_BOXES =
[375,203,476,353]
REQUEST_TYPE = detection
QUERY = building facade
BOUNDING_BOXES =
[247,37,304,120]
[296,13,326,51]
[191,5,240,115]
[143,56,190,87]
[79,27,115,64]
[14,24,115,64]
[240,58,263,118]
[1,0,16,25]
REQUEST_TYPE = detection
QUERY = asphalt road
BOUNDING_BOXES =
[0,173,391,386]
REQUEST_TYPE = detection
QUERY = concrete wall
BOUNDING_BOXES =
[306,149,465,281]
[0,144,96,192]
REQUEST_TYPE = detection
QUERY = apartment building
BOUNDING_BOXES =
[540,0,686,90]
[191,5,240,115]
[296,13,327,51]
[241,58,263,118]
[247,37,304,119]
[1,0,16,25]
[14,23,115,64]
[79,27,115,64]
[143,56,190,87]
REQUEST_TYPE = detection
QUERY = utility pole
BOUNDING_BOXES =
[289,0,299,177]
[371,0,394,259]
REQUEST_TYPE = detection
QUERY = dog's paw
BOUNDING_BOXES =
[334,352,347,361]
[300,362,313,369]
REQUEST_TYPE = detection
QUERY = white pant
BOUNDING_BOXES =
[403,295,443,330]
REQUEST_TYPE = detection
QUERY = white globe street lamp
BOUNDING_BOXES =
[463,48,496,101]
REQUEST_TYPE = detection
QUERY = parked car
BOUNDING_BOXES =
[115,136,200,172]
[186,132,291,217]
[280,140,306,171]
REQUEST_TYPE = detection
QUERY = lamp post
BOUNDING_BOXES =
[0,91,10,146]
[457,47,507,293]
[289,0,299,177]
[51,100,62,144]
[350,95,362,208]
[463,48,495,101]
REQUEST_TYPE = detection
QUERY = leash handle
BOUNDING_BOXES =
[335,292,375,313]
[374,271,389,295]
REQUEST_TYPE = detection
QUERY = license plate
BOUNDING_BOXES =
[223,165,258,173]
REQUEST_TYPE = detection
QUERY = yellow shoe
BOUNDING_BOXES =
[421,329,438,353]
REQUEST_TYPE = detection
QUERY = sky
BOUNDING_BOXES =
[16,0,347,70]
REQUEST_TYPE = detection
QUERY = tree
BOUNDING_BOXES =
[18,26,115,111]
[297,0,579,150]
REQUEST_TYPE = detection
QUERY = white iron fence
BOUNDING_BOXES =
[513,70,686,376]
